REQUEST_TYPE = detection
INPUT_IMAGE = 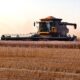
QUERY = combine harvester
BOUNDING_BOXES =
[1,16,77,41]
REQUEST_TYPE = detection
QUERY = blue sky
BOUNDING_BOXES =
[0,0,80,37]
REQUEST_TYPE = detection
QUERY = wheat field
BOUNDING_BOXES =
[0,41,80,80]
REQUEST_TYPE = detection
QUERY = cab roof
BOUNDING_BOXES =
[40,16,62,21]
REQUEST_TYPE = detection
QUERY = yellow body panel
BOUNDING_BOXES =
[38,27,57,35]
[38,32,49,35]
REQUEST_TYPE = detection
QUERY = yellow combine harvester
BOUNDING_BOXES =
[1,16,77,41]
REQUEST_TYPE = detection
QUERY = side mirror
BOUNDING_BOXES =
[74,24,77,29]
[34,22,35,26]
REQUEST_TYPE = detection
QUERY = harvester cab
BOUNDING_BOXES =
[34,16,77,41]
